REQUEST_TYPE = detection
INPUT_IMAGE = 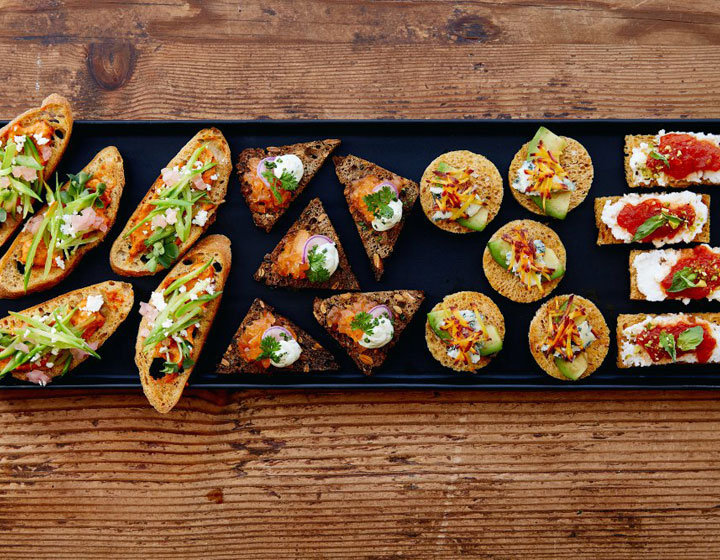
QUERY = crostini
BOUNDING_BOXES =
[313,290,424,375]
[483,219,566,303]
[110,128,231,276]
[136,234,231,413]
[420,150,503,233]
[0,280,133,386]
[425,291,504,372]
[238,139,340,232]
[529,294,609,381]
[0,94,73,247]
[0,146,125,298]
[217,298,338,374]
[334,154,418,280]
[254,198,359,291]
[595,192,709,246]
[625,130,720,188]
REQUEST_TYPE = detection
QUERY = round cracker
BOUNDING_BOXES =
[420,150,503,234]
[528,294,609,381]
[425,291,505,372]
[482,219,566,303]
[508,137,593,217]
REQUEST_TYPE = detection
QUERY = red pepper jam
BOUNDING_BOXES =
[646,133,720,180]
[616,198,695,242]
[660,245,720,300]
[636,321,716,364]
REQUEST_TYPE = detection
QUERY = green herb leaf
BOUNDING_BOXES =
[649,150,670,168]
[350,311,377,336]
[306,245,331,283]
[677,326,704,351]
[667,267,702,293]
[363,185,397,220]
[659,331,676,362]
[256,335,283,363]
[632,213,667,242]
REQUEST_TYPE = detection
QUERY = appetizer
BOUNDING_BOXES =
[334,154,418,280]
[313,290,424,375]
[254,198,359,291]
[0,94,73,246]
[238,139,340,232]
[595,192,709,247]
[420,150,502,233]
[617,312,720,368]
[218,298,338,374]
[0,146,124,298]
[529,294,609,381]
[483,219,566,303]
[626,130,720,188]
[425,291,504,372]
[0,280,133,386]
[110,128,231,276]
[509,126,593,220]
[136,234,231,413]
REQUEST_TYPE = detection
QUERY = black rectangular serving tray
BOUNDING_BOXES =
[2,119,720,390]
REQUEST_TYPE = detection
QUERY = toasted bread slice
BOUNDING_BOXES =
[110,127,231,277]
[333,154,419,280]
[0,94,73,247]
[594,193,710,245]
[313,290,424,375]
[217,298,338,374]
[0,147,125,298]
[136,234,231,413]
[425,291,504,372]
[254,198,359,291]
[482,219,566,303]
[4,280,133,385]
[528,294,609,381]
[508,136,593,216]
[238,139,340,232]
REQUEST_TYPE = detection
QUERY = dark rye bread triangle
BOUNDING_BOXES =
[217,298,338,374]
[254,198,360,291]
[238,139,340,232]
[312,290,424,375]
[333,154,419,280]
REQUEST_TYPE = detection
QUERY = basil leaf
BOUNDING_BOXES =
[659,331,676,362]
[667,267,700,293]
[677,326,704,352]
[649,150,670,168]
[632,213,667,242]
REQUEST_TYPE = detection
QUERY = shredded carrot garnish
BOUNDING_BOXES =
[541,296,594,361]
[502,227,555,292]
[431,165,485,219]
[521,140,573,209]
[438,305,491,364]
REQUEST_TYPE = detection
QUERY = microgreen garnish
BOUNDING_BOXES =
[363,186,397,220]
[306,245,330,283]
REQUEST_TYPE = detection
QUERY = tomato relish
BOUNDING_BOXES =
[660,245,720,300]
[635,321,716,364]
[646,133,720,180]
[616,198,695,242]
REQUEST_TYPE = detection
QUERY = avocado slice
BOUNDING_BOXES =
[543,248,565,280]
[554,353,588,381]
[478,324,503,356]
[427,310,451,340]
[526,127,571,220]
[487,239,512,268]
[457,207,489,232]
[529,191,571,220]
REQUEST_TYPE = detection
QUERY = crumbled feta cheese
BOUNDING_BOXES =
[32,133,49,146]
[192,209,209,227]
[46,362,54,369]
[13,135,26,151]
[210,174,218,181]
[55,256,65,270]
[150,291,167,311]
[179,285,187,293]
[161,319,173,329]
[82,294,104,313]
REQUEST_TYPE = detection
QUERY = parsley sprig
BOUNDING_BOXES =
[350,311,377,336]
[306,245,331,283]
[363,185,397,220]
[256,335,284,363]
[261,159,299,204]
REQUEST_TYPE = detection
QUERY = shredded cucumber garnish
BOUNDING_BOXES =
[0,137,47,222]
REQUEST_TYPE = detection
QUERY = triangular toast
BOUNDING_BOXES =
[333,155,419,280]
[217,298,338,374]
[313,290,424,375]
[238,139,340,232]
[254,198,360,291]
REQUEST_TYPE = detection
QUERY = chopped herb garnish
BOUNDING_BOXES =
[306,245,331,283]
[363,186,397,220]
[256,335,284,363]
[350,311,377,336]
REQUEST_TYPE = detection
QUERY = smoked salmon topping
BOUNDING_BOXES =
[274,229,311,280]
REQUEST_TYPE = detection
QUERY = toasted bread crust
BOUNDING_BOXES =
[110,128,231,277]
[217,298,338,374]
[136,234,232,413]
[528,294,609,381]
[333,154,419,280]
[482,219,566,303]
[313,290,424,375]
[594,193,711,245]
[425,291,505,372]
[238,139,340,232]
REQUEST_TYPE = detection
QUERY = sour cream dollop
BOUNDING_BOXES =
[358,315,394,349]
[271,337,303,368]
[372,199,403,231]
[313,241,339,277]
[273,154,304,183]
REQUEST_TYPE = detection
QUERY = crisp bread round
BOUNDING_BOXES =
[420,150,503,234]
[482,219,566,303]
[508,137,593,217]
[528,294,609,381]
[425,291,505,372]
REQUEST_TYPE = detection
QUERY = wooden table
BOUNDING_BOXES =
[2,2,720,558]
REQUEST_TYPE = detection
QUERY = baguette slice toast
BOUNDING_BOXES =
[313,290,424,375]
[0,94,73,247]
[594,194,710,245]
[4,280,133,384]
[110,127,231,277]
[0,146,125,298]
[254,198,360,291]
[333,154,419,280]
[217,298,338,374]
[136,234,231,413]
[238,139,340,232]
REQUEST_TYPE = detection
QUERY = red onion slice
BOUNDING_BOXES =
[256,156,277,187]
[262,325,295,343]
[368,304,393,321]
[301,234,333,264]
[373,181,398,197]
